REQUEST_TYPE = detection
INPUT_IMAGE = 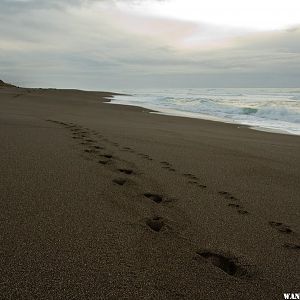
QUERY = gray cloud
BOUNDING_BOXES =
[0,0,163,13]
[0,0,69,12]
[0,0,299,88]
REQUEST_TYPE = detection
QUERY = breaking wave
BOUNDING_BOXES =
[110,88,300,135]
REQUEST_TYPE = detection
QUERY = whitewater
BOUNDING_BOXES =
[110,88,300,135]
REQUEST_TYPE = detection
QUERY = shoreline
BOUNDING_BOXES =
[1,86,299,299]
[109,91,300,136]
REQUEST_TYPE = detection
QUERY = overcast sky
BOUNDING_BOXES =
[1,0,300,89]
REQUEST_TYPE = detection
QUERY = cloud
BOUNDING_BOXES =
[0,0,300,88]
[0,0,164,13]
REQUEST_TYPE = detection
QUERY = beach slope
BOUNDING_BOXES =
[0,84,299,299]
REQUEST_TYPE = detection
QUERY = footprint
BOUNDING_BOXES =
[218,191,238,201]
[218,191,229,196]
[113,178,127,186]
[118,168,133,175]
[226,195,238,200]
[93,145,104,150]
[144,193,163,204]
[269,221,283,226]
[269,221,293,234]
[138,153,151,160]
[188,181,206,189]
[195,251,246,277]
[146,217,164,232]
[122,147,134,152]
[73,132,85,137]
[84,149,98,154]
[227,204,249,215]
[183,173,198,180]
[188,181,198,185]
[198,184,207,189]
[237,210,249,215]
[162,166,175,172]
[100,154,113,159]
[98,160,109,165]
[283,243,300,250]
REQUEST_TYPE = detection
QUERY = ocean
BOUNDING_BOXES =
[110,88,300,135]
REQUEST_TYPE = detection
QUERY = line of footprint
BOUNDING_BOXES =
[48,120,300,250]
[118,142,300,252]
[105,138,253,220]
[47,120,171,235]
[217,185,299,252]
[218,191,249,215]
[47,119,300,277]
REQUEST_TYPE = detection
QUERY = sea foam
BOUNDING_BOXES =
[110,88,300,135]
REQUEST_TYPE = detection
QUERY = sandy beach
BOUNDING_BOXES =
[0,84,299,299]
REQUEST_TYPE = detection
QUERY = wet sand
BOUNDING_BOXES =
[0,86,299,299]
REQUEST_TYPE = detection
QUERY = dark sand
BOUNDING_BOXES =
[0,86,299,299]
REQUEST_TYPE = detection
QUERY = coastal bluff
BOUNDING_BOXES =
[0,79,16,88]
